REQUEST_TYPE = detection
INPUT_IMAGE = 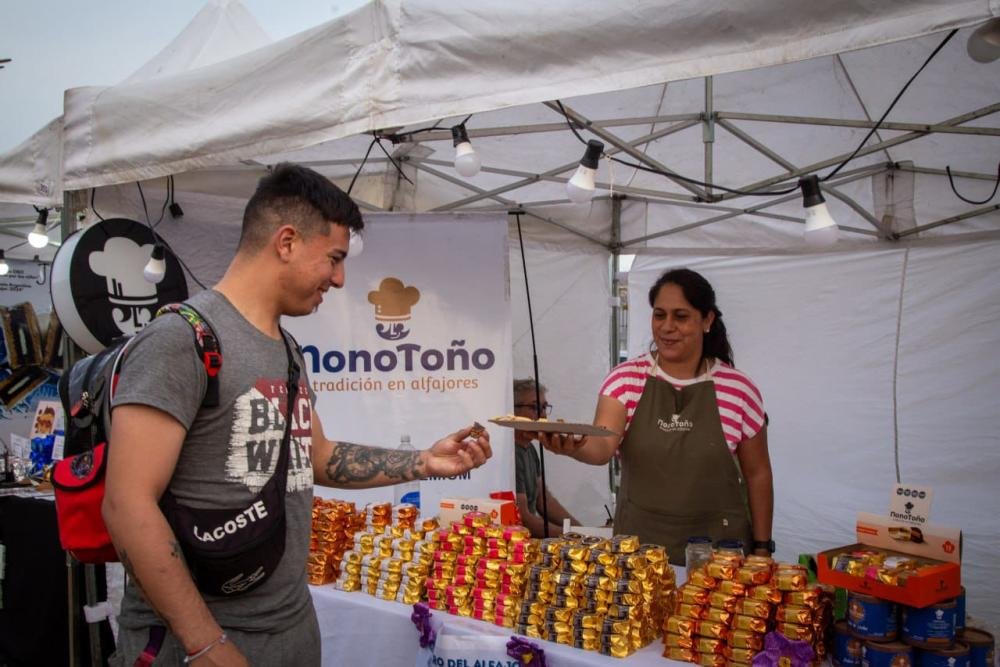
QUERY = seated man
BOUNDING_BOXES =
[513,378,578,537]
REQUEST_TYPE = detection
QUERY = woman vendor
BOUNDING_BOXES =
[540,268,773,564]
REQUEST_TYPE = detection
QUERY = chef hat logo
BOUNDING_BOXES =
[367,277,420,321]
[89,236,158,305]
[88,236,159,336]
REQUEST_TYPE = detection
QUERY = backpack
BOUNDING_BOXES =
[51,303,221,563]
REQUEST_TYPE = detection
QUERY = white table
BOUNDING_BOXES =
[310,585,686,666]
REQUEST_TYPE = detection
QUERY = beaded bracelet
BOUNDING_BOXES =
[183,632,227,664]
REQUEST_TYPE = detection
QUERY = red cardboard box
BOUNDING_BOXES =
[439,497,519,526]
[816,512,961,608]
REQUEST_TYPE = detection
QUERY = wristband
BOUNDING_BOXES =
[183,632,227,664]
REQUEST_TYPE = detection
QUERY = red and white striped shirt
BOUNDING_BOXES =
[599,354,765,453]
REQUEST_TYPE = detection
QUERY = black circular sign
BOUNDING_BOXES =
[51,218,188,354]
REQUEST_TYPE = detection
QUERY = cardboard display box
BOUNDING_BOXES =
[439,497,519,527]
[817,512,961,608]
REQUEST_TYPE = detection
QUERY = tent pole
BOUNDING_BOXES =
[896,164,1000,183]
[716,104,1000,201]
[414,156,701,205]
[716,105,1000,137]
[704,76,715,201]
[620,167,886,245]
[428,119,701,211]
[608,195,624,515]
[409,161,606,246]
[716,119,884,232]
[396,114,702,143]
[543,101,709,200]
[61,188,86,667]
[896,203,1000,237]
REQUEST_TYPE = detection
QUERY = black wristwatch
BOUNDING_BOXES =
[752,539,776,554]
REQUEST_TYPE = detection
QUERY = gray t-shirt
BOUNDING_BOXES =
[514,443,541,516]
[112,289,315,633]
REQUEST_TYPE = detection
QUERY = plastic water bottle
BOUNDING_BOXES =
[393,434,420,510]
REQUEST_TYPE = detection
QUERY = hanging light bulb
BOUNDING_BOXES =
[0,250,8,277]
[566,140,605,204]
[967,18,1000,63]
[143,244,166,284]
[799,175,838,246]
[27,208,49,249]
[451,124,481,178]
[347,229,364,258]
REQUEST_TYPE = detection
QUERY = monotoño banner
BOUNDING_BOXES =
[283,213,513,513]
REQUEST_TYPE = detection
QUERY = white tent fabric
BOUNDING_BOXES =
[57,0,995,191]
[0,0,271,207]
[627,235,1000,628]
[1,0,998,629]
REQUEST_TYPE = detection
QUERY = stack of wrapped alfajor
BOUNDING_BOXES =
[424,510,535,625]
[307,498,364,585]
[515,533,676,658]
[664,553,833,666]
[332,502,439,604]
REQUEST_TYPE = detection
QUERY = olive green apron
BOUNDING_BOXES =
[613,363,752,565]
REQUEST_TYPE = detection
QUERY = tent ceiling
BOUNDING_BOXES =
[2,1,997,251]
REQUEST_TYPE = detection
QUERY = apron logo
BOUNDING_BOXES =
[657,413,694,433]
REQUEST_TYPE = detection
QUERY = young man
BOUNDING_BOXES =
[512,378,577,537]
[103,164,492,666]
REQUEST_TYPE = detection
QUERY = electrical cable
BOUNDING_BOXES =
[946,163,1000,205]
[513,211,551,538]
[374,139,415,187]
[554,101,799,198]
[135,181,168,234]
[347,137,379,195]
[90,188,106,221]
[160,236,208,290]
[553,29,958,198]
[136,180,206,289]
[824,29,957,180]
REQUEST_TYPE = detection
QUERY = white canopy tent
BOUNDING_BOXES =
[1,0,998,626]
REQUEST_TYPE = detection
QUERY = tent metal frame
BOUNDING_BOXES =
[377,80,999,250]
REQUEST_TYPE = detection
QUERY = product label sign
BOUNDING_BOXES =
[888,483,933,525]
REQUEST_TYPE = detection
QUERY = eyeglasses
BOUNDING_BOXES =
[514,403,553,416]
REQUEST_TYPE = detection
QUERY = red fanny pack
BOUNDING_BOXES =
[51,443,119,563]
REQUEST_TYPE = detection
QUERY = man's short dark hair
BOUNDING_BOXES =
[239,163,364,251]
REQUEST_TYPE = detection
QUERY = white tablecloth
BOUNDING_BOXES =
[310,585,686,667]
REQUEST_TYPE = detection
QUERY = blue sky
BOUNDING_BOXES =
[0,0,368,152]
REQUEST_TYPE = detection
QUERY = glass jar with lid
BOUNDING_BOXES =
[685,536,713,572]
[715,539,745,557]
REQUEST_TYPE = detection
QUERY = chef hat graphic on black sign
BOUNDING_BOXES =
[50,218,188,354]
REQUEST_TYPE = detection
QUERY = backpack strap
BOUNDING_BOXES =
[155,303,222,408]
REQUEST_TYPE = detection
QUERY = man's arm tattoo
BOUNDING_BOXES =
[324,441,424,485]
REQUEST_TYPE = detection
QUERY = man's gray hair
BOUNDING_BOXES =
[513,378,547,396]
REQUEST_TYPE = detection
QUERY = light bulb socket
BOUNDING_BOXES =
[0,249,5,261]
[451,124,471,147]
[150,243,165,260]
[35,208,49,226]
[580,140,604,169]
[799,175,826,208]
[169,202,184,218]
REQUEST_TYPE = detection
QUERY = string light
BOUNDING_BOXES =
[967,18,1000,63]
[799,175,838,246]
[567,140,604,204]
[451,124,481,177]
[28,207,49,249]
[143,244,166,284]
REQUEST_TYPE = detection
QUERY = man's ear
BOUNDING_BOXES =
[275,225,298,260]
